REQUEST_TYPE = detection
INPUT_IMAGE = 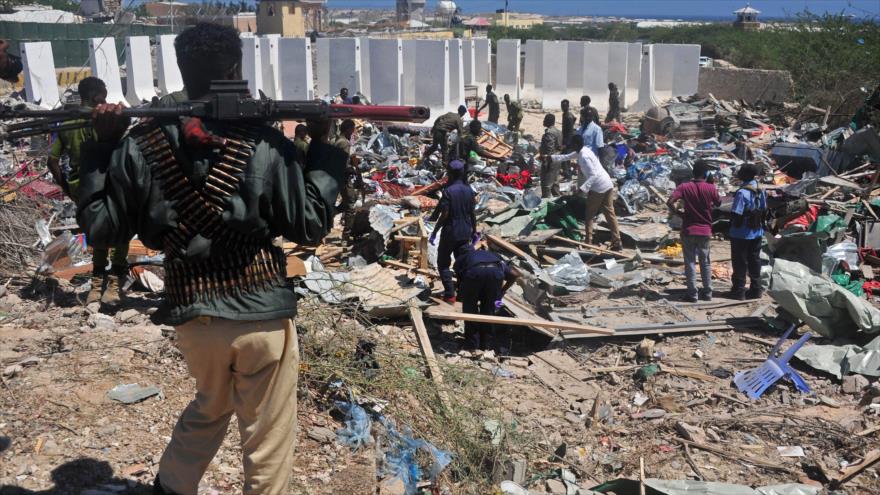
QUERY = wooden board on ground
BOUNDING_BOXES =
[286,255,307,277]
[424,309,614,335]
[513,228,562,245]
[408,304,451,410]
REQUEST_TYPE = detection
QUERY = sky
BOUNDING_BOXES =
[317,0,880,19]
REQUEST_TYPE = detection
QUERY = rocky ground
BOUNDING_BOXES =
[0,246,878,494]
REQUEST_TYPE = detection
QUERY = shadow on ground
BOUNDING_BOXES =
[0,458,152,495]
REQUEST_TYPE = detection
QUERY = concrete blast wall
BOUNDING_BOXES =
[277,37,313,100]
[624,43,642,107]
[125,36,156,106]
[473,38,491,86]
[241,36,263,99]
[156,34,183,96]
[22,42,59,109]
[316,37,362,98]
[540,40,568,110]
[462,39,475,86]
[89,37,127,106]
[448,39,465,109]
[496,39,521,100]
[369,39,404,105]
[413,40,450,117]
[260,34,280,99]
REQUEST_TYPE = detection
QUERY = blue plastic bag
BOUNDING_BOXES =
[335,401,372,450]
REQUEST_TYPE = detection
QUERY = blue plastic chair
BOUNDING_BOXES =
[734,324,812,400]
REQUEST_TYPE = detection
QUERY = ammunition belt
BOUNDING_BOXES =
[129,121,287,306]
[164,242,286,307]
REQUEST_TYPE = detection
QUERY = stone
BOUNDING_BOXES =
[117,309,141,323]
[2,293,21,305]
[693,349,704,359]
[378,477,405,495]
[88,313,117,331]
[545,478,567,494]
[842,374,869,394]
[307,426,336,444]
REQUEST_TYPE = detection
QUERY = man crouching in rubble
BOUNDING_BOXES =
[77,23,347,494]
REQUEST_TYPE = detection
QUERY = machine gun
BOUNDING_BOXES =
[0,80,431,141]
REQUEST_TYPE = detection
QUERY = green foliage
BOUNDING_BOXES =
[489,13,880,112]
[29,0,79,12]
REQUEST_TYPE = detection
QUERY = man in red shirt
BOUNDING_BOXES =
[667,160,721,302]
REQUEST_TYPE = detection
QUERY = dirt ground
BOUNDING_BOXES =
[1,232,878,494]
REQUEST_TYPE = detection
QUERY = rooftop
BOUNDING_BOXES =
[734,4,761,15]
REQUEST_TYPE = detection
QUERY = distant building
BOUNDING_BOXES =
[463,17,490,33]
[144,1,189,18]
[733,4,761,30]
[493,12,543,29]
[256,0,325,37]
[396,0,425,23]
[233,12,257,33]
[0,4,80,23]
[80,0,121,17]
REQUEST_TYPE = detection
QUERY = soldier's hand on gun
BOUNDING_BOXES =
[92,103,131,144]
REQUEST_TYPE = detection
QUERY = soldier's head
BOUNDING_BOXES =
[569,134,585,152]
[339,119,356,139]
[693,159,710,180]
[608,82,617,91]
[485,84,493,94]
[78,77,107,107]
[736,163,759,182]
[351,95,361,104]
[543,113,555,128]
[561,99,570,112]
[580,95,591,107]
[503,94,510,103]
[175,23,242,99]
[457,105,468,117]
[294,124,308,139]
[469,119,482,135]
[340,87,349,99]
[0,40,22,83]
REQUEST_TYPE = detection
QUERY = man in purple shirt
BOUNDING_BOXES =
[667,160,721,302]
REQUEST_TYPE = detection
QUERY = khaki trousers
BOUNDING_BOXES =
[584,188,622,248]
[159,317,299,495]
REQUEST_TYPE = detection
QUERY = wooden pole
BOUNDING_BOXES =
[424,309,614,335]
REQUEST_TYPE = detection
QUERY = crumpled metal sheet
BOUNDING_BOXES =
[767,258,880,337]
[547,252,590,292]
[795,334,880,379]
[368,204,402,238]
[302,263,424,317]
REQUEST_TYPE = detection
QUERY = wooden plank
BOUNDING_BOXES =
[672,437,790,473]
[831,449,880,486]
[408,304,451,410]
[487,234,534,261]
[424,309,614,335]
[380,259,438,278]
[418,218,429,270]
[550,235,630,259]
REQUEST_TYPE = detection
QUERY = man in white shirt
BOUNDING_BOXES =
[553,134,622,251]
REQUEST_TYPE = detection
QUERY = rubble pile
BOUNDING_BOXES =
[1,88,879,493]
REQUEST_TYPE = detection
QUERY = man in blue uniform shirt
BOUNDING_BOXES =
[429,160,477,303]
[453,247,520,352]
[728,163,766,300]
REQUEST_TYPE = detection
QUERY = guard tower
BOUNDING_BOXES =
[733,3,761,31]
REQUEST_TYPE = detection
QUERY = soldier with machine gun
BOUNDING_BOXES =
[2,23,428,494]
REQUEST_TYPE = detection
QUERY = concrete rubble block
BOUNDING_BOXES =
[21,42,59,109]
[240,36,265,100]
[124,36,156,106]
[842,374,870,394]
[277,37,313,100]
[306,426,336,443]
[89,37,127,106]
[156,34,183,96]
[260,34,280,99]
[495,39,521,100]
[317,37,362,99]
[368,39,403,106]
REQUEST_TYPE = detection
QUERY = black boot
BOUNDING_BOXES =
[153,475,179,495]
[745,287,764,300]
[726,288,746,301]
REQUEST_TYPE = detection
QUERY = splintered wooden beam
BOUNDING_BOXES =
[408,304,451,410]
[424,309,614,335]
[832,449,880,487]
